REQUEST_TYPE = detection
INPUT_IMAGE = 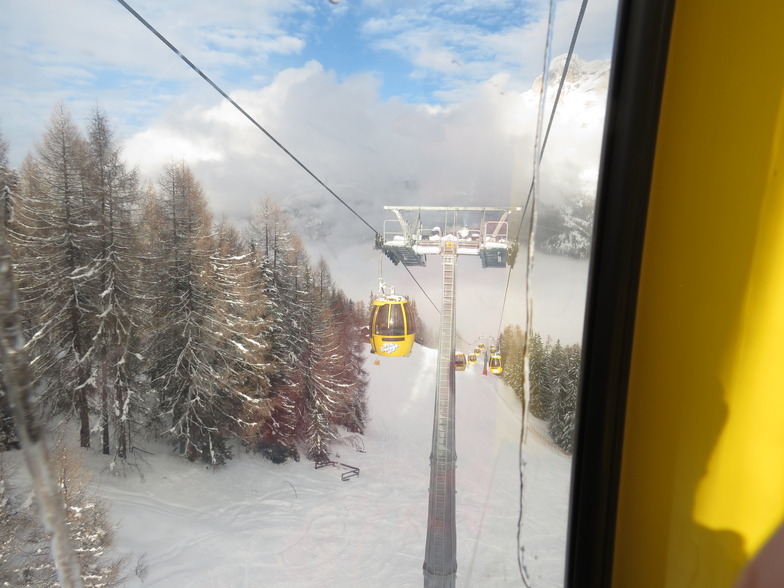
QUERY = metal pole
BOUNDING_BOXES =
[423,240,458,587]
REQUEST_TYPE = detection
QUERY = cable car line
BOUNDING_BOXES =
[539,0,589,160]
[115,0,378,238]
[116,0,449,320]
[494,0,591,343]
[402,264,439,313]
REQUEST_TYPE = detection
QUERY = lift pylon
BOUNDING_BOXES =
[375,206,520,587]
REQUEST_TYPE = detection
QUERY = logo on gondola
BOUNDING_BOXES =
[381,342,399,354]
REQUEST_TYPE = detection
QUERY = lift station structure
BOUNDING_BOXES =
[376,206,521,588]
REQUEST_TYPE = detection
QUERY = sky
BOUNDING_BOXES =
[0,0,619,345]
[5,343,573,587]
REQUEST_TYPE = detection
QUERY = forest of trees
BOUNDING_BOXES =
[0,104,375,586]
[0,104,371,465]
[536,195,595,259]
[499,325,581,454]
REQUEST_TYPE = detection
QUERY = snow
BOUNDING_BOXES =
[10,344,572,587]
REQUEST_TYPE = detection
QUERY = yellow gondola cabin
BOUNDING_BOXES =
[467,353,478,365]
[454,352,467,371]
[369,295,416,357]
[489,354,503,375]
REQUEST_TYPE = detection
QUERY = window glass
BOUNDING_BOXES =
[0,1,619,586]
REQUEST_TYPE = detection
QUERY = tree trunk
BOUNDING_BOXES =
[78,387,90,448]
[116,386,127,459]
[99,358,110,454]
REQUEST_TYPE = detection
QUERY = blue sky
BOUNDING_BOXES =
[0,0,618,344]
[1,0,616,163]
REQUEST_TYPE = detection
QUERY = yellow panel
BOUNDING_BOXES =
[614,1,784,587]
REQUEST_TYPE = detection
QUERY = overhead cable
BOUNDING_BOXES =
[115,0,378,237]
[496,0,591,341]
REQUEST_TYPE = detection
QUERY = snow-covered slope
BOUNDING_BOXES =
[58,345,571,587]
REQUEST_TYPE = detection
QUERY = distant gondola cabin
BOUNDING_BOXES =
[467,353,478,365]
[369,295,416,357]
[489,354,503,374]
[454,352,467,371]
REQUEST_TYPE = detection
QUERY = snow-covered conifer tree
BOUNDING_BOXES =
[83,108,143,459]
[247,198,304,461]
[15,103,97,447]
[208,221,273,448]
[0,128,19,449]
[301,303,343,462]
[499,324,526,402]
[143,161,234,464]
[548,344,580,453]
[299,259,370,460]
[329,290,369,434]
[526,332,548,418]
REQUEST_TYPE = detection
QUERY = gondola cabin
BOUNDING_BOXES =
[467,353,478,365]
[489,345,497,354]
[488,354,503,375]
[369,295,416,357]
[454,352,467,371]
[474,347,482,355]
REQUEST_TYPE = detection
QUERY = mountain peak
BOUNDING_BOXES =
[532,54,610,95]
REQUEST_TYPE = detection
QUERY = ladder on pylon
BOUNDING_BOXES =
[423,240,458,588]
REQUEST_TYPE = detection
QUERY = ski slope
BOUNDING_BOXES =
[81,344,571,587]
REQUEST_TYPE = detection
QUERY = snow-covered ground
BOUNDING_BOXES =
[16,344,572,587]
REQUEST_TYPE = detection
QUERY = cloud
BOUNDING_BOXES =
[1,0,615,343]
[0,0,316,165]
[123,51,608,249]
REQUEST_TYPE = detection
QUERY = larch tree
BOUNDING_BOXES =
[209,220,274,449]
[0,126,20,449]
[143,161,233,464]
[298,262,341,462]
[247,198,304,461]
[329,291,369,435]
[83,108,143,459]
[15,103,96,448]
[298,258,370,461]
